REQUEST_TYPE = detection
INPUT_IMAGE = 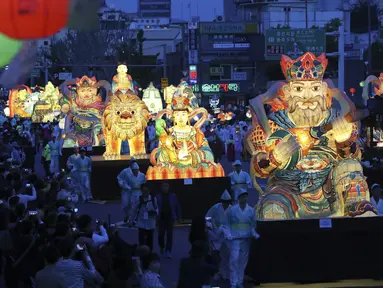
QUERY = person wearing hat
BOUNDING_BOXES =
[48,133,62,174]
[370,184,383,215]
[222,188,259,288]
[228,160,252,202]
[66,146,80,183]
[206,189,232,280]
[117,161,146,223]
[73,147,93,202]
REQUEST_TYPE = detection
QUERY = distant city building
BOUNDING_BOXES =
[139,0,171,18]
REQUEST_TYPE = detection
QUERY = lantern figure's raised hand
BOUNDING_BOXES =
[247,52,376,220]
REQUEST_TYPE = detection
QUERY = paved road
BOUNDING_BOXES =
[33,151,260,288]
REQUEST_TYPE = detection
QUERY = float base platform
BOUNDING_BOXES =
[246,216,383,284]
[91,155,150,200]
[147,177,230,220]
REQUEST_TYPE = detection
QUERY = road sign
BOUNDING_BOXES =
[161,78,168,89]
[59,72,72,80]
[265,29,326,60]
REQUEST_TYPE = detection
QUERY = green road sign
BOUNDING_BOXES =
[265,29,326,60]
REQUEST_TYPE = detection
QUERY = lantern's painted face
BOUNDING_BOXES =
[117,65,128,75]
[77,87,98,103]
[173,110,189,128]
[282,80,328,127]
[18,89,27,101]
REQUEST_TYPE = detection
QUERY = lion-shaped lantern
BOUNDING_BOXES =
[101,90,150,158]
[246,52,376,220]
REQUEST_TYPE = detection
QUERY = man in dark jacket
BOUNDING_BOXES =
[156,182,181,258]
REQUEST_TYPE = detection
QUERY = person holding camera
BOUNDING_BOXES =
[17,182,37,208]
[134,184,158,251]
[55,237,103,287]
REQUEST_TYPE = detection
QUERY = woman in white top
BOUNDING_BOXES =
[370,184,383,216]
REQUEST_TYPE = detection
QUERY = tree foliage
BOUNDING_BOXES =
[325,18,342,53]
[351,0,380,34]
[364,41,383,71]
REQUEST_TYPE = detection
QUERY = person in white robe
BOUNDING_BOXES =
[66,146,80,184]
[117,161,146,224]
[73,147,93,201]
[221,189,260,288]
[48,134,62,174]
[228,160,252,202]
[206,190,232,280]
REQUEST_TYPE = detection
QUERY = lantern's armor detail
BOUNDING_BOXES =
[246,52,376,219]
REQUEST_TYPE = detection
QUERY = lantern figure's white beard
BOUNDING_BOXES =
[288,95,327,127]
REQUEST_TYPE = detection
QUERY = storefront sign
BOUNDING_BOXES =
[189,28,198,50]
[189,65,197,83]
[202,83,240,93]
[232,72,247,81]
[189,50,198,65]
[265,29,326,60]
[200,22,257,34]
[213,43,250,49]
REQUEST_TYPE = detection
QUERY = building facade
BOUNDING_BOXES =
[188,22,264,107]
[139,0,171,18]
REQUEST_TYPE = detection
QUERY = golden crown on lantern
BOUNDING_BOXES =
[171,96,190,111]
[76,76,97,87]
[280,52,328,81]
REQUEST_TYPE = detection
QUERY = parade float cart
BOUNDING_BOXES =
[146,177,230,220]
[91,155,151,200]
[247,216,383,283]
[245,52,379,283]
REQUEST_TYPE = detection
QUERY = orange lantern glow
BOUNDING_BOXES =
[0,0,70,39]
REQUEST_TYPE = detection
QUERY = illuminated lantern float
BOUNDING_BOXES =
[60,76,110,147]
[8,82,62,122]
[146,82,225,180]
[247,52,376,219]
[142,82,163,114]
[101,65,150,158]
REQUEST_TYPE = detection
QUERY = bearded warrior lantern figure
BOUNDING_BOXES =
[246,52,376,220]
[61,76,110,147]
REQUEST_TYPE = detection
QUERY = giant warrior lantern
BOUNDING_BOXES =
[146,82,225,180]
[61,76,110,147]
[246,52,376,220]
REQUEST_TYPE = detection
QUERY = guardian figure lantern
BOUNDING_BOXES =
[146,82,225,180]
[247,52,376,220]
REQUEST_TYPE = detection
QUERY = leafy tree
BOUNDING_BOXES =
[364,41,383,71]
[351,0,380,34]
[324,18,342,53]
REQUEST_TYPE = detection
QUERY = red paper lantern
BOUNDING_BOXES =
[0,0,70,39]
[349,88,356,94]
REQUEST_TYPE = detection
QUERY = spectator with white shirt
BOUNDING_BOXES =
[77,214,109,249]
[140,253,165,288]
[16,183,37,208]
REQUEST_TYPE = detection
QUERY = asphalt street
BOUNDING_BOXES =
[34,151,260,288]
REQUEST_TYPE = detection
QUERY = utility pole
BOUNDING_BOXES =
[367,0,372,75]
[338,24,345,92]
[163,44,167,78]
[305,0,308,29]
